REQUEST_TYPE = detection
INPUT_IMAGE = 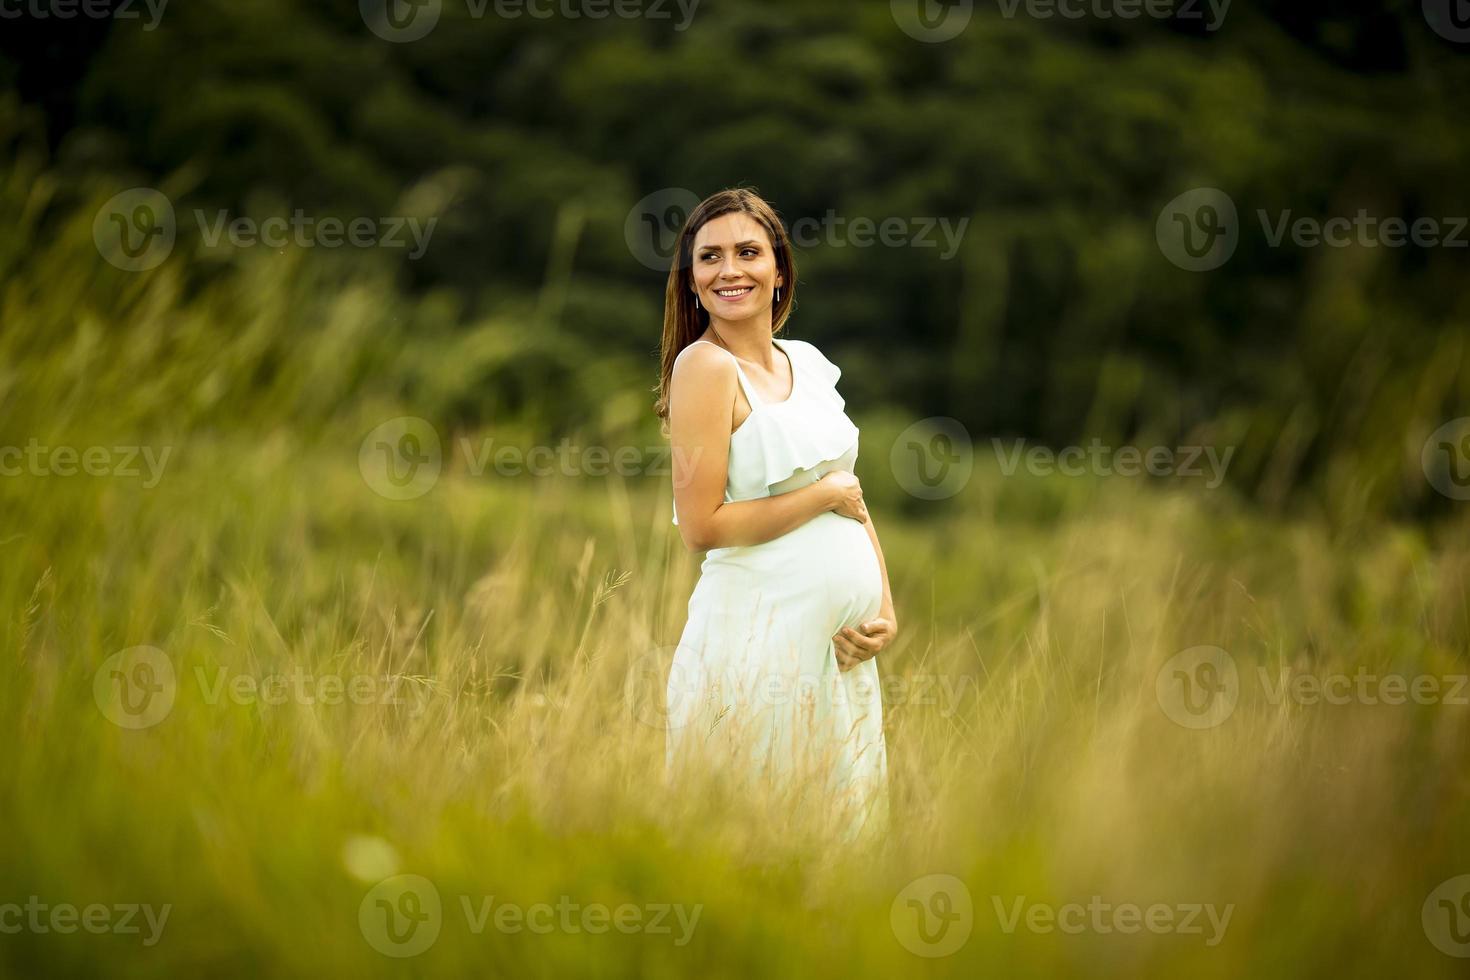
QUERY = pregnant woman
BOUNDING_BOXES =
[653,188,899,843]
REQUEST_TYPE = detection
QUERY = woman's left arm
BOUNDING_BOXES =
[833,508,899,670]
[864,509,897,627]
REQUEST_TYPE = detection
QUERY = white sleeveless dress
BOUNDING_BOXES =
[667,336,888,842]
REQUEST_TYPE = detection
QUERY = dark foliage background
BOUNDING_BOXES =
[2,0,1467,521]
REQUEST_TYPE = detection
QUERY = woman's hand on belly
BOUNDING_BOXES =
[819,471,869,524]
[833,616,896,672]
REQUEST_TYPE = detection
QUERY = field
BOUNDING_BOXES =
[4,328,1469,978]
[1,197,1468,977]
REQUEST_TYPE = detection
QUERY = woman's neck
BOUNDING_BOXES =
[706,315,777,368]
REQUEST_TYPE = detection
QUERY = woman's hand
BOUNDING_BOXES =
[819,471,868,524]
[833,616,897,671]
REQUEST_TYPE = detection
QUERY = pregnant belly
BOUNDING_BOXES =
[698,511,883,635]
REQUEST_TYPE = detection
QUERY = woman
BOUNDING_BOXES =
[653,188,899,842]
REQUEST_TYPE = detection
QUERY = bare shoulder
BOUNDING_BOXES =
[671,341,736,387]
[669,341,739,421]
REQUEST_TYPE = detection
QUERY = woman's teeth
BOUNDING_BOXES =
[715,287,753,299]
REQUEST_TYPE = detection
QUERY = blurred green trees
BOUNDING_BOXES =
[2,0,1467,520]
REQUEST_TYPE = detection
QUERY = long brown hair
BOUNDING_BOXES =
[652,187,798,432]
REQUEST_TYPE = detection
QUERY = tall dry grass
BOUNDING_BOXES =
[2,188,1468,977]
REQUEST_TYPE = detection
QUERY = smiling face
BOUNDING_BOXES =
[690,212,785,319]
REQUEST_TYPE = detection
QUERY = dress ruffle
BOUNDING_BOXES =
[788,338,845,410]
[732,400,858,490]
[670,337,855,524]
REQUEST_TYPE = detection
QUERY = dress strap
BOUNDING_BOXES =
[686,339,763,408]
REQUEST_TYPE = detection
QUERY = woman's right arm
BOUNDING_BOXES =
[670,344,864,552]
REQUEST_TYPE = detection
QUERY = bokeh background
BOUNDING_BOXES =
[2,1,1469,977]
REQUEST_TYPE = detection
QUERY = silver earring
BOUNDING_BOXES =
[694,294,700,309]
[775,287,781,304]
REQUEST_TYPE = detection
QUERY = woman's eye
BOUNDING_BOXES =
[740,248,758,258]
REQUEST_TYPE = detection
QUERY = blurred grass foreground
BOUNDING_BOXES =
[3,107,1470,980]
